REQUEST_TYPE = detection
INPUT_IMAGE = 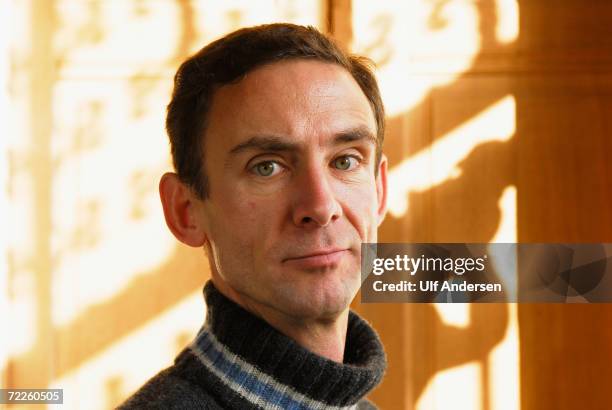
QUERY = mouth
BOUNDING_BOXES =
[282,249,350,270]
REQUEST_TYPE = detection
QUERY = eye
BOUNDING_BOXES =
[253,160,282,177]
[332,155,359,171]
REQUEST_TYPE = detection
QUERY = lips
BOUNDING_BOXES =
[282,249,350,269]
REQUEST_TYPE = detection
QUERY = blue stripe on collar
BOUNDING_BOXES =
[190,327,357,410]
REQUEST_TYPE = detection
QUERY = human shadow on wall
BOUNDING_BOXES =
[349,0,517,408]
[355,0,612,408]
[8,0,513,406]
[12,1,612,409]
[6,2,513,408]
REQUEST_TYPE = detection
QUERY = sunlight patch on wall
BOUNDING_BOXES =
[55,0,323,79]
[47,0,325,329]
[50,291,204,410]
[5,274,38,357]
[352,0,482,117]
[7,0,326,395]
[3,0,39,359]
[49,80,175,327]
[489,304,520,410]
[495,0,519,44]
[55,0,184,76]
[488,184,520,410]
[489,184,518,297]
[434,303,471,328]
[491,185,517,243]
[417,361,482,410]
[388,95,516,218]
[0,0,10,379]
[193,0,323,45]
[418,307,520,410]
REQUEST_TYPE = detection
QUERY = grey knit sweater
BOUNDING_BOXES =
[118,281,386,409]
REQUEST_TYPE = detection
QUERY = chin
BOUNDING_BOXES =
[280,300,349,321]
[274,279,358,319]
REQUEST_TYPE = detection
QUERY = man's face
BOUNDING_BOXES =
[196,60,386,320]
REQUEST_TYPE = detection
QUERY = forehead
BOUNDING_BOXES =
[204,59,376,148]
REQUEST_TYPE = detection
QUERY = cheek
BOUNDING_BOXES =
[215,184,261,218]
[218,200,259,234]
[210,192,284,250]
[338,183,380,239]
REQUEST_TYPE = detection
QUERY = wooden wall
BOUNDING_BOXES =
[514,2,612,409]
[4,1,611,409]
[340,0,612,409]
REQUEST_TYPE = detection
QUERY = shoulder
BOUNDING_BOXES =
[356,397,379,410]
[117,366,221,410]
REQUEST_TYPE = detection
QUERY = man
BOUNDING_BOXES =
[120,23,388,409]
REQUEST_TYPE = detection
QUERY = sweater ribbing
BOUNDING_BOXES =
[119,281,386,409]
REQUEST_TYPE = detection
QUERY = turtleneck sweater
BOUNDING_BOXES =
[119,281,386,409]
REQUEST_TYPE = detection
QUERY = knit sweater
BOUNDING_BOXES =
[119,281,386,409]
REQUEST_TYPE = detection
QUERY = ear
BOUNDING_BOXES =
[159,172,208,247]
[375,154,388,226]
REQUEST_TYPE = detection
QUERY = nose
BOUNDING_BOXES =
[291,165,342,227]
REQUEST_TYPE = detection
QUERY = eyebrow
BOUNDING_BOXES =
[228,135,299,156]
[333,126,377,146]
[227,125,377,157]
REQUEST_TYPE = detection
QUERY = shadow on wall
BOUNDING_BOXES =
[345,1,515,407]
[7,0,612,409]
[9,0,513,407]
[352,0,612,408]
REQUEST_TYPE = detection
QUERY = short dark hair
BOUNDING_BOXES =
[166,23,385,198]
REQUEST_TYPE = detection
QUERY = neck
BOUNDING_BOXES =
[257,306,350,363]
[189,281,387,409]
[212,277,349,363]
